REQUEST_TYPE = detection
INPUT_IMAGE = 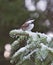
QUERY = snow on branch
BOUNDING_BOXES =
[4,29,53,65]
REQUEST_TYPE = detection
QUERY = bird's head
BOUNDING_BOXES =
[26,19,34,24]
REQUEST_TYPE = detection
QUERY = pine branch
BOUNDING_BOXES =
[4,29,53,65]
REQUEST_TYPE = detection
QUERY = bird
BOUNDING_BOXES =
[20,19,34,31]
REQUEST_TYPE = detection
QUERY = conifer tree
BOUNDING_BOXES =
[4,26,53,65]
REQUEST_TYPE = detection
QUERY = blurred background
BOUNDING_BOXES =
[0,0,53,65]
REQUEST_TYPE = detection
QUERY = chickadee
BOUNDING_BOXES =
[20,19,34,31]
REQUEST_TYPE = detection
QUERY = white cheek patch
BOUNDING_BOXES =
[26,24,34,31]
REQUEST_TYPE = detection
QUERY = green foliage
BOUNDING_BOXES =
[9,29,53,65]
